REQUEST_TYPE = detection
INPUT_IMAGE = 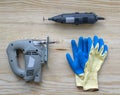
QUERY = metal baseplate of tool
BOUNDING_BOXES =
[6,36,55,83]
[44,12,105,25]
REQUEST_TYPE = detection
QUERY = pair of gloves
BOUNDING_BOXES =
[66,36,108,91]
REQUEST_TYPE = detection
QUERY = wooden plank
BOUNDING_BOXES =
[0,0,120,95]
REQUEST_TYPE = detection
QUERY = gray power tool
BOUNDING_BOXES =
[6,37,55,83]
[46,12,105,25]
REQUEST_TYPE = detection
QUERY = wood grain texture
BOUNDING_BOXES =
[0,0,120,95]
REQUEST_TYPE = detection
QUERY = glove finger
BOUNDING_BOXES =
[102,45,108,54]
[100,45,104,55]
[78,37,84,52]
[71,40,78,59]
[102,45,108,59]
[98,38,104,51]
[66,53,74,65]
[83,38,88,54]
[66,53,81,75]
[66,53,76,72]
[87,37,92,54]
[93,35,99,48]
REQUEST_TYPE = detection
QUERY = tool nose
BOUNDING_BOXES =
[97,17,105,20]
[48,17,54,20]
[48,17,58,21]
[48,16,62,22]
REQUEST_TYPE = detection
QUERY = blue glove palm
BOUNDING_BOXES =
[66,37,92,75]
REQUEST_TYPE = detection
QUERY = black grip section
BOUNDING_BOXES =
[83,17,88,23]
[26,69,34,76]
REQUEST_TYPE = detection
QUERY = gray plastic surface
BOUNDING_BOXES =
[6,38,49,82]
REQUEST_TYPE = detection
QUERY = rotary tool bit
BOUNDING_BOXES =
[47,12,105,25]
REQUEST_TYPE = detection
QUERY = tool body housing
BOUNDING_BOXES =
[6,37,50,82]
[48,12,104,25]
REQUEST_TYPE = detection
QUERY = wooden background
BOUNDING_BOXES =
[0,0,120,95]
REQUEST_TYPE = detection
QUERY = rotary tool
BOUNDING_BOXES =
[45,12,105,25]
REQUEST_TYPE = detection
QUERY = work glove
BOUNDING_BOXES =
[81,36,108,90]
[66,36,108,90]
[66,37,92,86]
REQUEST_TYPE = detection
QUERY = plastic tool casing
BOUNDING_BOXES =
[6,37,49,82]
[48,12,104,25]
